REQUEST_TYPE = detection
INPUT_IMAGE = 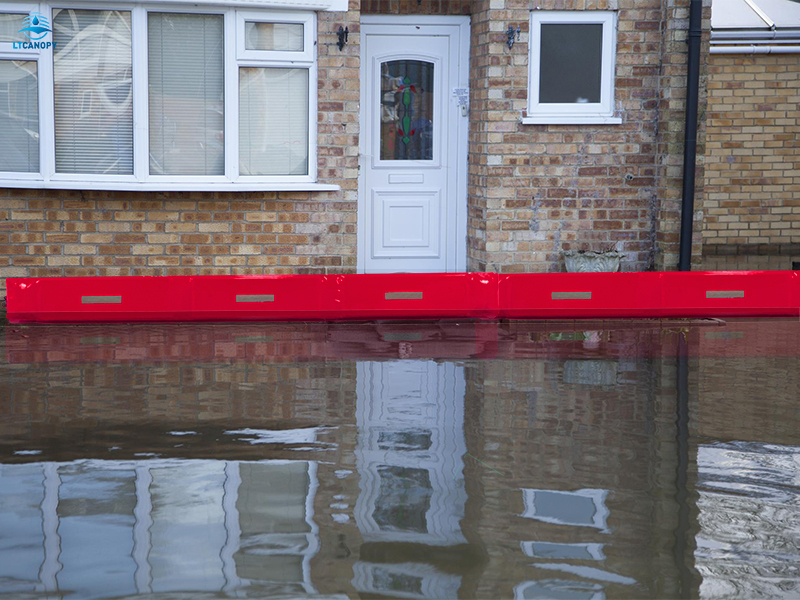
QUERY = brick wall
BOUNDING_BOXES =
[467,0,709,273]
[703,53,800,250]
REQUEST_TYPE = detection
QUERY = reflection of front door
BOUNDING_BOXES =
[354,360,467,546]
[359,17,469,273]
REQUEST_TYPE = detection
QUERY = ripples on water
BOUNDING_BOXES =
[696,442,800,598]
[0,319,799,599]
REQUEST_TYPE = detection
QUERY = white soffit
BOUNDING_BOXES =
[712,0,800,30]
[72,0,349,12]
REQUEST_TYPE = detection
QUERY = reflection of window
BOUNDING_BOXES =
[521,489,610,532]
[525,11,619,125]
[377,430,433,452]
[515,579,605,600]
[521,541,605,561]
[372,466,432,533]
[373,566,424,596]
[352,561,461,600]
[235,462,312,586]
[0,5,317,188]
[380,60,434,161]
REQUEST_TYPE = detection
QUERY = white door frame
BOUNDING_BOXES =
[358,15,470,274]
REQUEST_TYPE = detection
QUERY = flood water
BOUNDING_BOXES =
[1,318,799,599]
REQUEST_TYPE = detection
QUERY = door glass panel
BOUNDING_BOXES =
[380,60,433,161]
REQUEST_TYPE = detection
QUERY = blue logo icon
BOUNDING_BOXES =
[19,13,52,41]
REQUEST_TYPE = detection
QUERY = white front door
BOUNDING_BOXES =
[359,17,469,274]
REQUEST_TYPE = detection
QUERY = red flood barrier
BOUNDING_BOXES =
[5,270,799,323]
[321,272,498,320]
[661,270,799,318]
[6,276,192,323]
[191,275,327,321]
[498,272,664,319]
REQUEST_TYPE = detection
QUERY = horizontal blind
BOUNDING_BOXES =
[0,60,39,173]
[148,13,224,176]
[53,9,133,175]
[239,67,308,176]
[244,22,303,51]
[0,13,27,42]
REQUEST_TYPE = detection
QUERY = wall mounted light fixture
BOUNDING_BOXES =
[507,25,521,50]
[337,26,348,51]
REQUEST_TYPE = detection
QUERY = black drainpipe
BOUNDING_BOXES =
[678,0,703,271]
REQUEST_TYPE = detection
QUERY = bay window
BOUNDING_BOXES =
[0,4,328,191]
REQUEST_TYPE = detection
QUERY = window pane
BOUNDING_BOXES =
[245,22,303,52]
[0,13,27,42]
[53,9,133,175]
[0,60,39,173]
[380,60,434,161]
[539,23,603,104]
[148,13,224,176]
[239,67,308,176]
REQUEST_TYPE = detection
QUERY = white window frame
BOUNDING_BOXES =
[524,10,621,126]
[0,3,335,191]
[0,3,49,180]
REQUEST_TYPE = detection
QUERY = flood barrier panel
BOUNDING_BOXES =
[6,271,800,323]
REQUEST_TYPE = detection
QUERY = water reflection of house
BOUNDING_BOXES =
[352,360,468,597]
[463,358,692,599]
[0,459,319,598]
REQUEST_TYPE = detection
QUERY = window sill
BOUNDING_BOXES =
[521,115,623,125]
[0,180,341,193]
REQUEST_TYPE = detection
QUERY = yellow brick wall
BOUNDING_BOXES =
[704,53,800,248]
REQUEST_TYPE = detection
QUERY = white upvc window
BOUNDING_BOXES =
[0,4,333,191]
[524,10,621,125]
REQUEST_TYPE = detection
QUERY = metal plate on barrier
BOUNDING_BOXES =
[552,292,592,300]
[385,292,423,300]
[706,290,744,299]
[81,296,122,304]
[236,295,274,303]
[382,332,424,341]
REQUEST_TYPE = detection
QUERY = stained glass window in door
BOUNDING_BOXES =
[380,60,433,161]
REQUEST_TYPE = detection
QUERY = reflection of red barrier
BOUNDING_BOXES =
[5,319,800,364]
[6,271,799,323]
